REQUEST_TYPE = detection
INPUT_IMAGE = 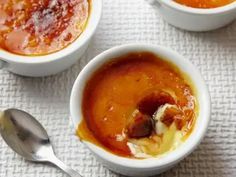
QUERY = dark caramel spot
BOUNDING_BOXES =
[126,111,153,139]
[137,91,175,116]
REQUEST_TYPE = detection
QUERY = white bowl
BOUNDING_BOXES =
[70,44,211,176]
[151,0,236,31]
[0,0,102,77]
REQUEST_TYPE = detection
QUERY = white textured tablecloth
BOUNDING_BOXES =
[0,0,236,176]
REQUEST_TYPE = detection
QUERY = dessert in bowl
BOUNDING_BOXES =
[0,0,102,77]
[152,0,236,31]
[70,44,211,176]
[174,0,236,8]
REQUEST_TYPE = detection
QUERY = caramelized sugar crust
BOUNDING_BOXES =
[0,0,89,55]
[175,0,235,8]
[79,52,196,157]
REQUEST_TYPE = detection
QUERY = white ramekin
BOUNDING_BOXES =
[151,0,236,31]
[0,0,102,77]
[70,44,211,176]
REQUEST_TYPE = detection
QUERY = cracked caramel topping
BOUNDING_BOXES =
[78,52,197,158]
[0,0,89,55]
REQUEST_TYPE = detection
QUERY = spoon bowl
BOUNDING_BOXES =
[0,108,82,177]
[0,109,51,161]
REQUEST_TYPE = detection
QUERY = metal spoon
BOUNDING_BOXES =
[0,108,82,177]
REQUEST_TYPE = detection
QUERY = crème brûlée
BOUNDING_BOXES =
[78,52,198,158]
[0,0,90,56]
[174,0,235,8]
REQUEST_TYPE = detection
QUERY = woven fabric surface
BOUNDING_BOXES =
[0,0,236,177]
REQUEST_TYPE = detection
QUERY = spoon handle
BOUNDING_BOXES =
[49,156,82,177]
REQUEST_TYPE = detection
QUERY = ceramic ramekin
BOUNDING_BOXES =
[70,44,211,176]
[151,0,236,31]
[0,0,102,77]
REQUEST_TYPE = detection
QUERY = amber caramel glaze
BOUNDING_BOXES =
[0,0,90,56]
[78,52,197,157]
[175,0,235,8]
